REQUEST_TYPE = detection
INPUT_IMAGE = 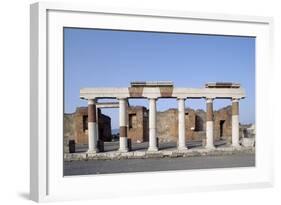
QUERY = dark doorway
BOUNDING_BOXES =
[219,120,225,139]
[195,115,204,131]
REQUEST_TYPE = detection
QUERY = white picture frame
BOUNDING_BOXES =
[30,1,274,202]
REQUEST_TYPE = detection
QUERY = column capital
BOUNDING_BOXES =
[148,97,158,101]
[88,98,97,105]
[206,98,214,103]
[117,97,128,101]
[177,97,186,101]
[232,98,240,102]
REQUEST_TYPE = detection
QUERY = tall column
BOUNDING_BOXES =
[148,98,158,152]
[232,98,240,147]
[87,99,98,153]
[96,107,99,141]
[178,98,187,150]
[206,98,215,149]
[119,98,128,152]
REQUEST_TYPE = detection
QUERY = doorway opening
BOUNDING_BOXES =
[219,120,225,139]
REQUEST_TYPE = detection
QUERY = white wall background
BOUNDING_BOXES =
[0,0,280,204]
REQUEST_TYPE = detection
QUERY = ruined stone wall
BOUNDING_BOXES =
[127,106,147,142]
[98,110,112,142]
[73,107,87,144]
[63,113,75,141]
[64,107,112,145]
[127,106,233,143]
[64,105,234,145]
[157,109,178,142]
[155,108,208,143]
[214,106,232,142]
[185,108,197,141]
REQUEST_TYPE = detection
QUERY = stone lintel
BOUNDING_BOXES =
[96,102,119,109]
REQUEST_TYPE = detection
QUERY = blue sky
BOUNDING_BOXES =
[64,28,255,129]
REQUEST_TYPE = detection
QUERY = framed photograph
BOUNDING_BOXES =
[30,2,274,202]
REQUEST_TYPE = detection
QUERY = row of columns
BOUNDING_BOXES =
[87,97,241,153]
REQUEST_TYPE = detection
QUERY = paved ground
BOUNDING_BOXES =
[64,152,255,176]
[74,140,226,153]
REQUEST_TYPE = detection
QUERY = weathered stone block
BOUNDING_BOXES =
[146,152,163,158]
[242,138,255,147]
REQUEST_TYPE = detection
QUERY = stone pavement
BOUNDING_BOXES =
[64,141,254,161]
[64,153,255,176]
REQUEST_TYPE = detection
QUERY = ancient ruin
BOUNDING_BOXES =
[64,107,112,144]
[74,81,246,153]
[65,105,236,145]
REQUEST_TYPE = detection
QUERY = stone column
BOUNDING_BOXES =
[178,98,187,150]
[232,98,240,147]
[206,98,215,149]
[119,98,128,152]
[87,99,99,153]
[148,98,158,152]
[96,107,99,141]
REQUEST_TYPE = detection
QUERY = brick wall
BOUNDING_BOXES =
[128,106,233,143]
[64,107,112,145]
[64,105,233,145]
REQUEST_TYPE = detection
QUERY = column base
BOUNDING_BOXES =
[232,144,242,149]
[118,148,129,153]
[147,147,158,152]
[87,149,99,154]
[205,145,215,150]
[177,146,188,151]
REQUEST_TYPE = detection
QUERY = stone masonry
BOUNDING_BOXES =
[64,107,112,144]
[64,105,236,145]
[127,105,233,143]
[127,106,149,143]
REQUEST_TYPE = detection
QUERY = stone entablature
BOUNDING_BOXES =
[80,81,246,153]
[130,81,173,87]
[80,87,245,99]
[205,82,240,88]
